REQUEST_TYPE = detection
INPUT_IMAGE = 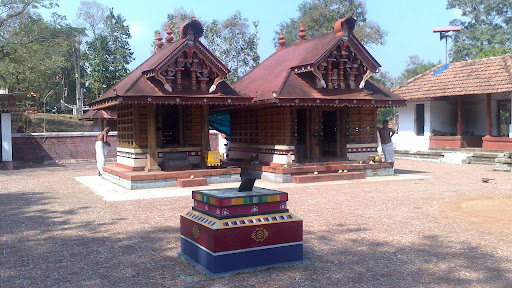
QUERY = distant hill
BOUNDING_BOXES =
[17,113,94,133]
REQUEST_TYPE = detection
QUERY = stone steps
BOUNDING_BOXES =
[395,149,503,165]
[292,171,365,184]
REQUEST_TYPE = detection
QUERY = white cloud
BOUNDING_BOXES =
[129,21,150,38]
[453,8,463,18]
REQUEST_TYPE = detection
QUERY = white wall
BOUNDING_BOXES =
[394,100,431,151]
[1,113,12,162]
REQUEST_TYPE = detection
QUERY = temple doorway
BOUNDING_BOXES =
[321,110,338,158]
[161,105,181,145]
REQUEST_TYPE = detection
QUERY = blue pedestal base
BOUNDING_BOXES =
[178,236,306,278]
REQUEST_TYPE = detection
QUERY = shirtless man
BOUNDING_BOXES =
[95,127,111,176]
[377,120,395,166]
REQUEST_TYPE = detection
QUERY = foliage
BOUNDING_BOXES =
[370,71,397,124]
[371,71,396,90]
[75,0,108,38]
[163,7,195,41]
[395,55,439,87]
[203,11,259,82]
[275,0,387,48]
[82,8,133,100]
[0,2,84,109]
[0,0,59,61]
[447,0,512,61]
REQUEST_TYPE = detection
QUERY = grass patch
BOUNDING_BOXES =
[17,113,94,133]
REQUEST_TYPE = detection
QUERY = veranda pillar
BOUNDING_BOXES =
[457,95,463,136]
[145,104,161,172]
[486,93,492,136]
[509,93,512,138]
[201,104,210,168]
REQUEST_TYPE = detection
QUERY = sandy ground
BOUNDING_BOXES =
[2,159,512,287]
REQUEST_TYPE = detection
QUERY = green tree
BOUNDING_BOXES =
[395,55,439,87]
[203,11,259,82]
[157,9,259,82]
[83,8,133,99]
[447,0,512,61]
[275,0,387,48]
[163,7,195,40]
[0,0,60,61]
[0,3,83,109]
[371,71,397,123]
[76,0,108,38]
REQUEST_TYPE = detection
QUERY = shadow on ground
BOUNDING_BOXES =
[1,191,511,287]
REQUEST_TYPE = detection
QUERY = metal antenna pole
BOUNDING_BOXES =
[445,37,448,64]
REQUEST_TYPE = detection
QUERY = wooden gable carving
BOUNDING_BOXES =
[143,21,230,94]
[293,37,373,92]
[290,17,378,93]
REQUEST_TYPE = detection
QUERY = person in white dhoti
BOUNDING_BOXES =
[377,120,395,167]
[95,127,111,176]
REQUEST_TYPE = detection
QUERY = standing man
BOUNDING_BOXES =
[95,127,110,176]
[378,120,395,167]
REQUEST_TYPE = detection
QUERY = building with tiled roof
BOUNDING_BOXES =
[393,54,512,151]
[79,109,117,132]
[228,17,404,170]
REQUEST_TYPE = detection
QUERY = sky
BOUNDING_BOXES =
[39,0,464,78]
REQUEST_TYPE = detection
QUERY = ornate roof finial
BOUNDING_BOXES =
[278,27,286,51]
[298,19,306,44]
[165,25,174,46]
[155,31,164,51]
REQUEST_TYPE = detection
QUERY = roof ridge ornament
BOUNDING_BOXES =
[180,17,204,40]
[278,27,286,51]
[298,19,306,44]
[334,15,356,40]
[165,25,174,46]
[155,31,164,52]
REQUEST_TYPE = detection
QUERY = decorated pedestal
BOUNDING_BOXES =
[178,187,305,277]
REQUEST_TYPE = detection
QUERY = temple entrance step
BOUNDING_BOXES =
[178,177,207,187]
[292,171,365,184]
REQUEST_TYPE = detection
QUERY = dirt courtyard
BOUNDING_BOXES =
[2,159,512,287]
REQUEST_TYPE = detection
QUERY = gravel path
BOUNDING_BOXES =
[1,160,512,287]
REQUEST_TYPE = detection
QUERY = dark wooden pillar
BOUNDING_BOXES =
[200,104,210,168]
[457,95,463,136]
[311,109,321,161]
[306,109,311,159]
[486,93,492,136]
[336,108,342,157]
[145,104,161,172]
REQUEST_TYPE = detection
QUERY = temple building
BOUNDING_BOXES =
[88,19,251,188]
[89,17,405,188]
[228,17,404,181]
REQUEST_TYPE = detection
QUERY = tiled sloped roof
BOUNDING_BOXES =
[232,29,402,106]
[93,39,187,101]
[80,109,117,120]
[89,38,248,109]
[393,54,512,99]
[233,32,340,101]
